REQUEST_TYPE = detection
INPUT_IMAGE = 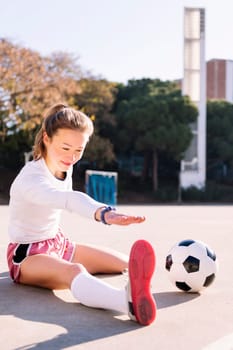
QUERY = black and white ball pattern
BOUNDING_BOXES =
[165,239,218,292]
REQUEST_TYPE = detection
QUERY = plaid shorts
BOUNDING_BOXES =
[7,231,75,283]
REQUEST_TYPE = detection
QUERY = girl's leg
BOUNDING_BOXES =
[19,241,156,325]
[72,244,129,274]
[70,240,157,325]
[19,254,128,313]
[19,254,83,289]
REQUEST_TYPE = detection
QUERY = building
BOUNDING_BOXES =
[207,59,233,102]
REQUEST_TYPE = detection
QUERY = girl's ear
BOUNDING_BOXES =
[43,132,50,145]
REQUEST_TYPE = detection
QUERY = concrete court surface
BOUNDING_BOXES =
[0,204,233,350]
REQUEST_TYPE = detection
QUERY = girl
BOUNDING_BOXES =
[7,103,156,326]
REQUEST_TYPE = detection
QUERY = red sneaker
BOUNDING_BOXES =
[127,239,156,326]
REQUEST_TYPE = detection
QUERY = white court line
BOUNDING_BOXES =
[202,333,233,350]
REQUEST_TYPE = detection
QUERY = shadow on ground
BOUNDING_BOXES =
[0,272,139,349]
[0,271,199,349]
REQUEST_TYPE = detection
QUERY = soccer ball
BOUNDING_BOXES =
[165,239,218,293]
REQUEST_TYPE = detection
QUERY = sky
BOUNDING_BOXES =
[1,0,233,83]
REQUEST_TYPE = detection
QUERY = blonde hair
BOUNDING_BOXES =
[33,103,94,160]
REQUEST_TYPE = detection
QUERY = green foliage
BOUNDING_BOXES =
[181,182,233,202]
[113,78,198,191]
[153,186,179,202]
[83,134,115,169]
[207,100,233,164]
[0,129,33,169]
[115,79,197,155]
[74,78,117,138]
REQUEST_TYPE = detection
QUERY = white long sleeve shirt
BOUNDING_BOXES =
[8,158,105,243]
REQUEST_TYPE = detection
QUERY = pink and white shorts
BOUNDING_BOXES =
[7,231,75,283]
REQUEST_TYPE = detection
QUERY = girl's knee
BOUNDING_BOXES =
[60,263,86,288]
[69,262,87,279]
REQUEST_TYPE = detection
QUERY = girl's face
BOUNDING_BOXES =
[43,128,89,178]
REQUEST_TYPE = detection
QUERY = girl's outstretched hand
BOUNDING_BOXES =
[104,210,146,226]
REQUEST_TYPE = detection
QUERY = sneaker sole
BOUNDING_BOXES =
[129,239,156,326]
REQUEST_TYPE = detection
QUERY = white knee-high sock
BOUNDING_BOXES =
[70,271,128,314]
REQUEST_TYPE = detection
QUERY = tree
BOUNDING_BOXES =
[0,38,85,168]
[73,78,118,168]
[114,79,198,191]
[207,100,233,178]
[0,39,82,139]
[84,134,115,168]
[74,78,117,134]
